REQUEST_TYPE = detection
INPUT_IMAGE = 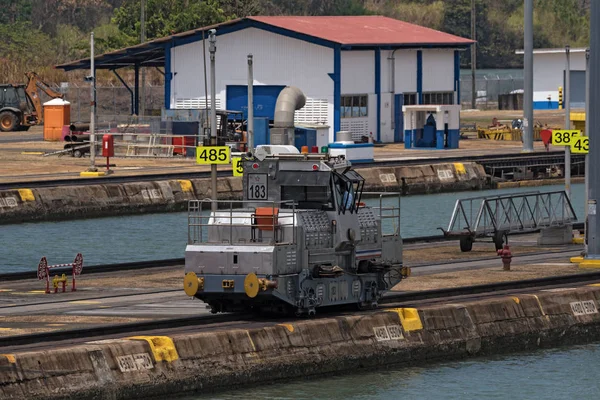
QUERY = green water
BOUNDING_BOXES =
[0,184,584,273]
[182,343,600,400]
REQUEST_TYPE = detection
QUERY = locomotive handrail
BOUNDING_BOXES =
[362,192,401,237]
[187,199,297,245]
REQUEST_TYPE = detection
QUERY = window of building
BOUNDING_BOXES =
[422,92,454,105]
[341,95,368,118]
[403,93,417,106]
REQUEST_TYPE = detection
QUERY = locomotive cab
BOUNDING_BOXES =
[184,153,407,315]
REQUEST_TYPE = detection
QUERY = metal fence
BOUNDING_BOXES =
[460,75,524,109]
[41,83,165,123]
[42,72,524,120]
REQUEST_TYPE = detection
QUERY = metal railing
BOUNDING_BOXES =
[187,199,297,246]
[363,193,401,237]
[442,191,577,238]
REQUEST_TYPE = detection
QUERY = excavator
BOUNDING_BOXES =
[0,72,64,132]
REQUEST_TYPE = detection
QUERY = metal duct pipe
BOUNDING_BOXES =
[273,86,306,128]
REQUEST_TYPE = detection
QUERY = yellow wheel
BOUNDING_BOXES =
[244,273,260,298]
[184,272,200,297]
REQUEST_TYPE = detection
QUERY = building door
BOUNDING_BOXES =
[226,85,286,121]
[394,94,404,143]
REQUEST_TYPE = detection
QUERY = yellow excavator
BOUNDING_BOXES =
[0,72,64,132]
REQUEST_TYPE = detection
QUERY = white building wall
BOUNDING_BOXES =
[394,50,418,94]
[341,50,374,94]
[171,27,334,137]
[340,50,374,140]
[422,49,454,92]
[533,51,586,103]
[169,27,460,144]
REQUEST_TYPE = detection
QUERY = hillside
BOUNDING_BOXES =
[0,0,590,84]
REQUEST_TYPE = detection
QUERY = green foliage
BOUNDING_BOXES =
[113,0,227,41]
[0,0,593,84]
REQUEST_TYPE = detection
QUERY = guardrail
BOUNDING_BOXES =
[187,199,297,246]
[440,190,577,251]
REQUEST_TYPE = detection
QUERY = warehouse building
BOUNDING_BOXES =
[516,47,587,110]
[58,16,473,143]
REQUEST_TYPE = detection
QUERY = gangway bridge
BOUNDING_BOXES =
[439,190,577,252]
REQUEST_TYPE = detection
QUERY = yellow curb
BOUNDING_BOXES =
[127,336,179,362]
[278,323,294,333]
[80,171,106,177]
[1,354,16,363]
[178,179,193,193]
[387,308,423,332]
[570,256,584,264]
[17,189,35,202]
[579,259,600,269]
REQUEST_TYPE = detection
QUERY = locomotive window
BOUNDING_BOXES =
[333,170,365,214]
[281,185,333,210]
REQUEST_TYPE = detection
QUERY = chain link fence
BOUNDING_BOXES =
[459,70,524,110]
[41,83,165,123]
[42,70,524,121]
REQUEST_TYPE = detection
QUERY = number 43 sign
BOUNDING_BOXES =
[552,130,589,154]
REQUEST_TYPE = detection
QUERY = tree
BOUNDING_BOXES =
[112,0,227,41]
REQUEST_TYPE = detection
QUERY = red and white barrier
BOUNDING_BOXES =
[37,253,84,294]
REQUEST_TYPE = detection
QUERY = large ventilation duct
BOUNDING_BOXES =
[271,86,306,145]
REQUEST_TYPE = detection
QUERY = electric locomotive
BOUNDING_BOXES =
[183,150,408,315]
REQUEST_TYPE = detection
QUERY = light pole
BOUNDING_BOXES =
[247,54,254,153]
[88,32,97,172]
[522,0,534,152]
[209,30,217,212]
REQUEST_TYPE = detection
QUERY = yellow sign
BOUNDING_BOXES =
[571,137,589,154]
[195,146,231,165]
[552,130,580,146]
[232,157,244,176]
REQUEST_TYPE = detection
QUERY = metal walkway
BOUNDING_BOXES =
[440,190,577,251]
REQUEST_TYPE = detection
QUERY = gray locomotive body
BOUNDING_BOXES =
[183,153,408,315]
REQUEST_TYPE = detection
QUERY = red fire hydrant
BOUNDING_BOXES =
[497,244,512,271]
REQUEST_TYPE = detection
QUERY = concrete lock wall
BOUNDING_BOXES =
[2,286,600,399]
[0,162,488,224]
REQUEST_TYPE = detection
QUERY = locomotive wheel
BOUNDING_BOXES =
[0,112,18,132]
[493,231,506,251]
[459,236,474,252]
[244,272,260,298]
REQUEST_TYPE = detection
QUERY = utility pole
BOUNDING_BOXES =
[470,0,476,109]
[564,45,572,199]
[247,54,254,153]
[585,47,590,253]
[586,0,600,261]
[209,30,217,212]
[88,32,97,172]
[140,0,146,117]
[522,0,534,152]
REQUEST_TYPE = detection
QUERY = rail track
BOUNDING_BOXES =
[2,270,600,352]
[0,151,580,191]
